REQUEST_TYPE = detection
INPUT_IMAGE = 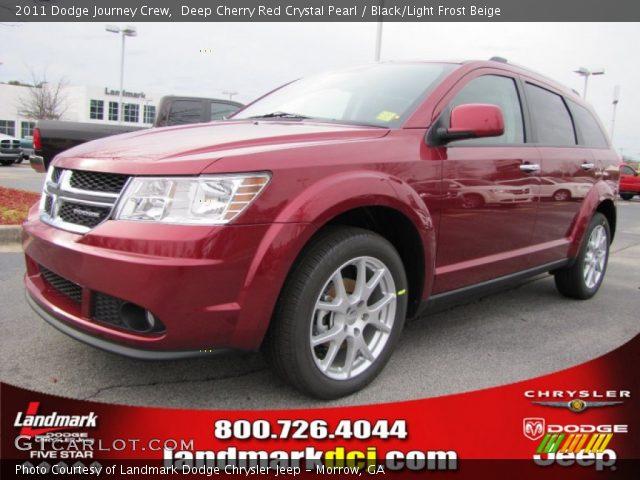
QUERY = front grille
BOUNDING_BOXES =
[51,167,62,183]
[40,267,82,303]
[41,168,130,234]
[92,292,126,328]
[44,196,52,214]
[70,170,129,194]
[59,201,111,228]
[0,139,20,153]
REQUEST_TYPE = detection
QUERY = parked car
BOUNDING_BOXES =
[0,133,22,166]
[619,164,640,200]
[23,60,619,399]
[31,96,244,171]
[17,135,34,164]
[499,176,592,201]
[450,178,532,208]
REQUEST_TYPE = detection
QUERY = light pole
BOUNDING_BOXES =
[573,67,605,100]
[106,24,137,124]
[374,0,384,61]
[222,90,238,101]
[610,85,621,142]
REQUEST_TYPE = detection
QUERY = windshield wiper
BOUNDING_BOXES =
[249,111,311,120]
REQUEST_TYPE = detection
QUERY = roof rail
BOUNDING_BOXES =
[489,56,508,63]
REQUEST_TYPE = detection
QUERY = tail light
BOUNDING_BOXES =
[33,127,41,151]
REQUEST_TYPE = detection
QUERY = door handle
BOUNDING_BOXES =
[581,162,595,171]
[520,164,541,173]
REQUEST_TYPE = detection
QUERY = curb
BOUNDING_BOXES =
[0,225,22,245]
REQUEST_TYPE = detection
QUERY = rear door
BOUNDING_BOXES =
[522,82,594,266]
[432,72,541,294]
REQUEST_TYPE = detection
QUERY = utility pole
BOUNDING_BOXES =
[222,90,238,101]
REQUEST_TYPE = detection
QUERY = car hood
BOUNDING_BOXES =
[54,120,389,175]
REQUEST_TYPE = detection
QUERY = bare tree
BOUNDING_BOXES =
[17,71,69,120]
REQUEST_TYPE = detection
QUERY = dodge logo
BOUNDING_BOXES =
[523,417,545,441]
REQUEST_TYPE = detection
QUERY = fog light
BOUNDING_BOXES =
[120,303,156,333]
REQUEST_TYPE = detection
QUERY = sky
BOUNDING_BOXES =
[0,22,638,157]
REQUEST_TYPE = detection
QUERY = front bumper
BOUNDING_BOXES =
[23,211,311,355]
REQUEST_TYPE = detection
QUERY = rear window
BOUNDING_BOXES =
[525,83,576,146]
[211,102,240,121]
[569,101,609,148]
[168,100,205,125]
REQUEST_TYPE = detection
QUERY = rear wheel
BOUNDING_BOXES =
[553,189,571,201]
[554,213,610,299]
[461,193,485,209]
[620,193,633,201]
[263,227,408,399]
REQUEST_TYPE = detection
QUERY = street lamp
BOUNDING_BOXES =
[573,67,604,100]
[610,85,621,142]
[106,24,137,124]
[222,90,238,101]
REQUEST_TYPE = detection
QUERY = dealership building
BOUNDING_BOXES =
[0,83,161,139]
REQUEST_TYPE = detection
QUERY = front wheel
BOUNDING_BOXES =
[620,193,634,201]
[263,227,408,399]
[554,213,610,299]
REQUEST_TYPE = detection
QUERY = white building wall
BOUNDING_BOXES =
[0,83,163,138]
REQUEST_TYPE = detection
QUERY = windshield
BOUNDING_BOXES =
[233,63,455,128]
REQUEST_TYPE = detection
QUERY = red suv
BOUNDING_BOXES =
[23,60,619,398]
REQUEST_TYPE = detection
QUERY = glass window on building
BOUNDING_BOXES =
[123,104,139,123]
[143,105,156,124]
[90,99,104,120]
[108,102,119,121]
[0,120,16,137]
[21,121,35,138]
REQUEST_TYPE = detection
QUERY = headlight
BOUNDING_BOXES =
[115,173,270,225]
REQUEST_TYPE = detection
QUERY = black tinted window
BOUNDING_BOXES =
[211,102,240,121]
[168,100,205,125]
[569,101,609,148]
[525,83,576,146]
[449,75,524,145]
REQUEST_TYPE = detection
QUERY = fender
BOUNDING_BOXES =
[567,180,617,258]
[275,170,436,299]
[233,171,436,349]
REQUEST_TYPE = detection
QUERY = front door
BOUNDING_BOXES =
[432,73,540,293]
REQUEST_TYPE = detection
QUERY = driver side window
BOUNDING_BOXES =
[448,75,525,145]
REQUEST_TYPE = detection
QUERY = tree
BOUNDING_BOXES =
[17,71,69,120]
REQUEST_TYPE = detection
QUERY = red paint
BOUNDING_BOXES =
[619,164,640,197]
[23,61,619,354]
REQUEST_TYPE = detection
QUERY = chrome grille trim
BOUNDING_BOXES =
[40,169,130,234]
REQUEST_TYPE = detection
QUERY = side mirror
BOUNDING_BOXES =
[436,104,505,144]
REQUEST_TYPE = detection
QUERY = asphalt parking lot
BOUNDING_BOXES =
[1,164,639,409]
[0,162,45,192]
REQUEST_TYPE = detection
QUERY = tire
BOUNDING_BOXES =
[554,213,610,299]
[553,189,571,202]
[15,157,24,164]
[620,193,633,201]
[1,161,14,166]
[461,193,485,209]
[263,227,408,399]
